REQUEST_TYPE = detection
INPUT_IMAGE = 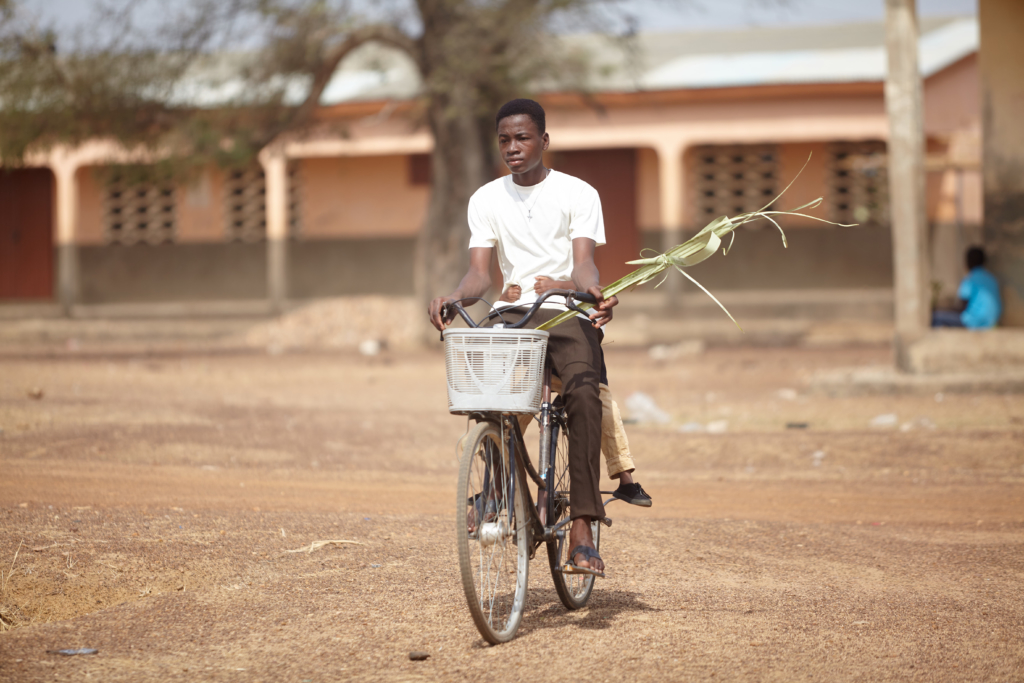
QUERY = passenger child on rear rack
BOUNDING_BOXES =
[500,278,651,507]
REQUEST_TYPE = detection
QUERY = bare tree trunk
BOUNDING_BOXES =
[409,0,541,341]
[412,1,502,341]
[413,95,494,341]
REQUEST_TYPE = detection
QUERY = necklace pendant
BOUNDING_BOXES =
[527,211,532,219]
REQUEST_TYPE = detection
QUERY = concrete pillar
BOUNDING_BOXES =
[979,0,1024,326]
[655,140,686,300]
[261,148,289,313]
[929,168,966,307]
[51,152,79,316]
[884,0,930,370]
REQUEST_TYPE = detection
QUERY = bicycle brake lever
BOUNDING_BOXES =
[564,299,592,318]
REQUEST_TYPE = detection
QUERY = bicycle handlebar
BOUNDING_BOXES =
[441,288,599,333]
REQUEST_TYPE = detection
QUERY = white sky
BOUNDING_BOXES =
[26,0,978,41]
[631,0,977,30]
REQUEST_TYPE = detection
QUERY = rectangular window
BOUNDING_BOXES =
[104,178,176,245]
[828,141,889,226]
[692,144,779,224]
[288,165,302,238]
[224,167,266,242]
[224,165,301,241]
[409,154,431,186]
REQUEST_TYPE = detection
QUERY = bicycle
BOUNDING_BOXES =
[441,289,621,644]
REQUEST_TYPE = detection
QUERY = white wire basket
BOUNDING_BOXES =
[443,327,550,414]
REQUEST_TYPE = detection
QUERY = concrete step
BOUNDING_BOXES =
[603,315,893,348]
[617,288,894,321]
[907,329,1024,374]
[0,317,265,345]
[0,300,281,346]
[69,300,277,319]
[0,302,63,320]
[811,365,1024,395]
[0,292,899,351]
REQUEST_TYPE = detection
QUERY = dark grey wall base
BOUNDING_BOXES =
[287,238,415,298]
[76,228,891,304]
[77,238,417,304]
[57,243,79,312]
[640,224,894,290]
[79,242,268,303]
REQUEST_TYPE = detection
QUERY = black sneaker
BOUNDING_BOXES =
[612,482,652,507]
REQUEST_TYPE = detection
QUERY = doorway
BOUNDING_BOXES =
[0,168,55,299]
[551,149,639,284]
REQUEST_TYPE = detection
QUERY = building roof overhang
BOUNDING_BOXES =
[309,16,975,120]
[314,80,888,122]
[637,17,977,92]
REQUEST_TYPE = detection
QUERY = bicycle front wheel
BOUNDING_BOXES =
[456,421,529,644]
[545,411,599,610]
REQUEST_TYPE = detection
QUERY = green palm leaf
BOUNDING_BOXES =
[537,155,854,332]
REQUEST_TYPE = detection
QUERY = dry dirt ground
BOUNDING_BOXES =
[0,344,1022,682]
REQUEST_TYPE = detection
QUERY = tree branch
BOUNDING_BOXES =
[284,23,419,133]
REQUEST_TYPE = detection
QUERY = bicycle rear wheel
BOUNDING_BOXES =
[456,421,529,644]
[545,410,599,610]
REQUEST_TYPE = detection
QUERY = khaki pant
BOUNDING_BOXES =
[517,377,635,481]
[495,309,604,520]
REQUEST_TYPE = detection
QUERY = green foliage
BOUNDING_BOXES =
[0,0,638,174]
[0,0,296,169]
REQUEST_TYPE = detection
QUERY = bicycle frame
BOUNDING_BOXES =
[468,362,573,561]
[445,290,601,557]
[451,292,614,641]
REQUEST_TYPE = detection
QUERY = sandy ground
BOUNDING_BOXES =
[0,344,1022,682]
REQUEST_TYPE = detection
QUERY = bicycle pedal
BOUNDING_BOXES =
[560,564,606,578]
[600,517,612,528]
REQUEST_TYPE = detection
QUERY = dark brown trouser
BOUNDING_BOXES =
[494,308,605,522]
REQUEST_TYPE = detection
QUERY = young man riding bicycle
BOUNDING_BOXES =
[429,98,623,576]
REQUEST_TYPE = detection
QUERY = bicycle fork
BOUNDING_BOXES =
[535,363,553,528]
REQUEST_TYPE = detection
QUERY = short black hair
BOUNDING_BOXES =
[966,246,986,269]
[496,98,545,135]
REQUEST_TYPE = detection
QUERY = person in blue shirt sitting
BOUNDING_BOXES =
[932,246,1002,329]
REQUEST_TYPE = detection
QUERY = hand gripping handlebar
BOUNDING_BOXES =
[439,288,598,337]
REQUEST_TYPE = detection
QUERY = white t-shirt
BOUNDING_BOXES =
[467,170,605,311]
